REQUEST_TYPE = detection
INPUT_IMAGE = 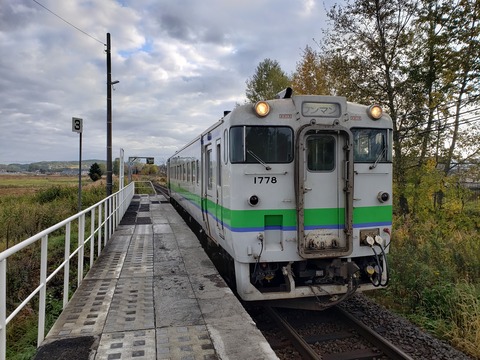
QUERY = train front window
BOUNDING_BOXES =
[352,128,389,163]
[230,126,293,163]
[307,135,335,171]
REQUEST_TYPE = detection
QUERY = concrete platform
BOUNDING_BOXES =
[35,194,278,360]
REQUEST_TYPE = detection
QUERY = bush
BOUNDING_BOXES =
[88,163,103,182]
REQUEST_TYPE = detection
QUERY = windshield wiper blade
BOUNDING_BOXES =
[247,150,271,170]
[369,147,386,169]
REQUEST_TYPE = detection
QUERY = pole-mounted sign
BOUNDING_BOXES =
[72,117,83,212]
[72,117,83,133]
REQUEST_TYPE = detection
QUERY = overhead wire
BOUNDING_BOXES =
[32,0,106,46]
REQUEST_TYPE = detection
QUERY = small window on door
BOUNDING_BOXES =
[217,143,221,186]
[196,160,199,185]
[307,135,335,171]
[206,149,213,190]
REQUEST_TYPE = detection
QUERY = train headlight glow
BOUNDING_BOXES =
[368,105,383,120]
[254,101,270,117]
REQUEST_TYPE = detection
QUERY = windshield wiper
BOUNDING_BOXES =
[369,146,386,170]
[247,150,271,170]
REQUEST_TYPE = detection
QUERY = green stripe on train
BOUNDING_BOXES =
[171,184,391,228]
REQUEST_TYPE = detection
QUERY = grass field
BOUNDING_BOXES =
[0,174,85,196]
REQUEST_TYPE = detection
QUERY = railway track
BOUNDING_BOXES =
[152,181,170,201]
[252,301,414,360]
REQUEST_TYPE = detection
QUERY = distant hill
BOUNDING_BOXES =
[0,160,106,174]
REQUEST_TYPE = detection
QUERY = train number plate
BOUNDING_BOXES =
[253,176,277,184]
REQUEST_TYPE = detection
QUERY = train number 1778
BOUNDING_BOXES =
[253,176,277,184]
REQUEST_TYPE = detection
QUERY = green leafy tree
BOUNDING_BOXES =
[321,0,417,214]
[88,162,103,182]
[141,164,158,175]
[245,58,290,102]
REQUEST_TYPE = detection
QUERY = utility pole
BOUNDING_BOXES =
[106,32,113,196]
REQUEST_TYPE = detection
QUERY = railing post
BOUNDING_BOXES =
[113,194,117,229]
[63,223,71,309]
[104,199,108,245]
[98,203,103,255]
[0,259,7,360]
[109,197,113,238]
[116,193,120,227]
[90,208,95,269]
[38,235,48,347]
[77,215,85,287]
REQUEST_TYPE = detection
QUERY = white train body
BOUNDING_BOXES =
[168,91,392,302]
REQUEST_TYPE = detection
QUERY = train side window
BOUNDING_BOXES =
[352,128,389,163]
[217,142,221,186]
[192,161,196,183]
[307,135,335,171]
[206,149,213,190]
[224,129,228,164]
[196,160,199,185]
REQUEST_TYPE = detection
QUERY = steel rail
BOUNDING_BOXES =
[335,306,414,360]
[265,306,322,360]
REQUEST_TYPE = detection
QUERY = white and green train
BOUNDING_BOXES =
[168,88,392,303]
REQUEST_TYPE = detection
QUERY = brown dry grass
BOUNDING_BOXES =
[0,174,92,197]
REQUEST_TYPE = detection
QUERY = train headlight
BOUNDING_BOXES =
[367,105,383,120]
[248,195,259,206]
[254,101,270,117]
[377,191,390,203]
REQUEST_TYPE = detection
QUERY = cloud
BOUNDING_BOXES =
[0,0,334,165]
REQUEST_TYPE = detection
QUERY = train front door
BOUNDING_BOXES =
[296,126,353,258]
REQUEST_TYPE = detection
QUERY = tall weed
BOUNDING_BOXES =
[445,283,480,356]
[376,162,480,358]
[1,182,107,359]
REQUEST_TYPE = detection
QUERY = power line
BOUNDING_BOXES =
[33,0,106,46]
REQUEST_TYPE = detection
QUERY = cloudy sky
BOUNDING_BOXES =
[1,0,337,165]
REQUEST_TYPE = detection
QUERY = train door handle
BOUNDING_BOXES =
[304,187,312,193]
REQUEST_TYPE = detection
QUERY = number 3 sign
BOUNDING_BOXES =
[72,117,83,133]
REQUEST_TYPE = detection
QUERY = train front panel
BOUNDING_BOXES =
[223,95,392,301]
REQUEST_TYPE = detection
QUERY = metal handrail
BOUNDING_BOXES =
[0,182,136,360]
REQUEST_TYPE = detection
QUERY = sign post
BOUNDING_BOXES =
[72,117,83,212]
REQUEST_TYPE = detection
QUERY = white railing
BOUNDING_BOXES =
[0,182,136,360]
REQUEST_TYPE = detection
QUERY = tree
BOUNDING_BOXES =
[245,58,290,102]
[318,0,480,210]
[320,0,417,214]
[435,0,480,175]
[292,46,331,95]
[88,162,103,182]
